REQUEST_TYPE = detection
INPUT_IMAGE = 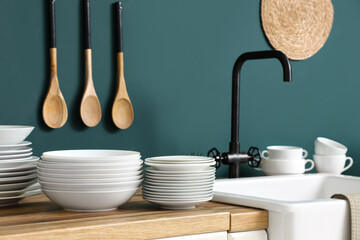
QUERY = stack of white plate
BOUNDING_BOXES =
[38,150,143,212]
[0,125,40,207]
[143,156,216,209]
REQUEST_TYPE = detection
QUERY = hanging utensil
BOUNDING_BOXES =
[80,0,102,127]
[112,2,134,129]
[42,0,68,129]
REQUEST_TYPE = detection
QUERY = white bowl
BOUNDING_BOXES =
[36,165,142,174]
[42,187,138,212]
[0,141,31,151]
[0,169,36,178]
[37,170,142,179]
[0,126,34,145]
[39,175,143,183]
[41,150,140,162]
[0,173,37,184]
[37,159,143,169]
[144,162,215,171]
[314,137,347,155]
[0,156,38,169]
[39,179,142,191]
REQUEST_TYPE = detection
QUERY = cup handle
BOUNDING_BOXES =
[304,159,315,171]
[261,150,268,158]
[342,157,353,172]
[302,149,308,158]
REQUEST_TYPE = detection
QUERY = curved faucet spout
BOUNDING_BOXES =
[230,50,292,154]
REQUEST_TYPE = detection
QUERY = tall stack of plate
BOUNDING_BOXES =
[143,156,216,209]
[38,150,143,212]
[0,126,40,207]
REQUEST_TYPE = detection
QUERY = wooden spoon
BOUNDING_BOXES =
[80,0,101,127]
[43,0,68,129]
[112,2,134,129]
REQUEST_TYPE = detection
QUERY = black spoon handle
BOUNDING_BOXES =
[116,2,123,52]
[84,0,91,49]
[49,0,56,48]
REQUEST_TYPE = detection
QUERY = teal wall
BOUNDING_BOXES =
[0,0,359,177]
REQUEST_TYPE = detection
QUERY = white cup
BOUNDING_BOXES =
[261,146,308,160]
[255,157,314,175]
[314,154,353,174]
[314,137,347,155]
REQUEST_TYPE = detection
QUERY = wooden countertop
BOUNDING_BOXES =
[0,191,268,240]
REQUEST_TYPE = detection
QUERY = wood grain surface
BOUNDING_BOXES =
[0,191,268,240]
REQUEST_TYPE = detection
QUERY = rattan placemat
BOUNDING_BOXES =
[261,0,334,60]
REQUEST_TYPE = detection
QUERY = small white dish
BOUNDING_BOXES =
[39,179,142,191]
[42,150,140,161]
[0,152,32,160]
[0,147,32,156]
[0,180,37,191]
[145,168,215,175]
[37,159,143,169]
[39,175,143,184]
[144,161,215,171]
[0,126,34,145]
[0,169,37,178]
[37,170,142,179]
[0,141,31,151]
[42,187,138,212]
[37,165,142,174]
[142,196,213,209]
[0,173,37,184]
[0,156,38,169]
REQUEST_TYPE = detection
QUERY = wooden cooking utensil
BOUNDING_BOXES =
[112,2,134,129]
[80,0,102,127]
[42,0,68,129]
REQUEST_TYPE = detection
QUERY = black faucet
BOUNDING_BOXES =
[208,50,292,178]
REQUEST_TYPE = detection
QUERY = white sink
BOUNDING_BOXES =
[212,174,360,240]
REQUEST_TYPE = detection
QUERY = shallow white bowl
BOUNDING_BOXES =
[39,175,143,184]
[37,170,142,179]
[0,169,36,178]
[39,179,142,191]
[0,147,32,156]
[42,187,138,212]
[0,152,32,160]
[42,150,140,162]
[0,141,31,151]
[0,183,40,198]
[0,180,37,191]
[0,156,38,169]
[37,159,143,169]
[0,189,41,207]
[0,166,36,173]
[0,173,37,184]
[37,165,142,174]
[144,162,215,171]
[0,126,34,145]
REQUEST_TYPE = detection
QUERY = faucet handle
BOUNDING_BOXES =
[247,146,262,168]
[207,147,223,169]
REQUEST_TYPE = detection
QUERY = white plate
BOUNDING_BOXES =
[42,150,140,161]
[0,169,37,178]
[145,168,215,175]
[42,187,138,212]
[143,193,213,200]
[0,126,34,145]
[0,166,36,173]
[142,196,213,209]
[145,159,214,165]
[39,179,142,191]
[0,152,32,160]
[0,147,32,156]
[0,141,31,151]
[144,162,215,171]
[144,174,214,181]
[0,173,37,184]
[37,165,142,174]
[39,174,143,184]
[144,180,214,187]
[0,183,40,198]
[38,170,142,179]
[37,159,143,169]
[144,177,215,184]
[0,189,41,207]
[146,156,214,162]
[142,190,213,197]
[0,156,38,169]
[143,185,213,192]
[0,180,37,191]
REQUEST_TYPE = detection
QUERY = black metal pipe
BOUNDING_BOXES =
[84,0,91,49]
[115,2,123,53]
[49,0,56,48]
[230,50,292,154]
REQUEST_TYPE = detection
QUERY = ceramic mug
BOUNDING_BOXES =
[255,157,314,175]
[314,154,353,174]
[314,137,347,155]
[261,146,308,160]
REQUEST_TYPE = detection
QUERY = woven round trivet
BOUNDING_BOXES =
[261,0,334,60]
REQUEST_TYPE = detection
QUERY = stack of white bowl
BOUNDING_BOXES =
[143,156,216,209]
[0,125,40,207]
[38,150,143,212]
